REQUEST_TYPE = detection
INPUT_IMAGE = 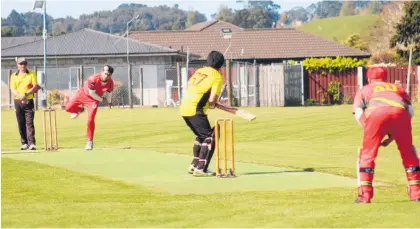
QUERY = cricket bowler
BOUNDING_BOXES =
[352,67,419,203]
[65,65,114,150]
[180,51,225,177]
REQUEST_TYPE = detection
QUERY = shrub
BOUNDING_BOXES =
[304,99,320,106]
[303,56,367,73]
[47,89,65,107]
[327,80,342,104]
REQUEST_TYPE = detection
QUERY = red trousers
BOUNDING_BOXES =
[65,90,99,141]
[358,107,420,202]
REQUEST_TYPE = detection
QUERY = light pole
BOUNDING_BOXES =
[126,15,140,64]
[222,28,232,55]
[125,15,140,109]
[33,0,48,108]
[220,28,233,105]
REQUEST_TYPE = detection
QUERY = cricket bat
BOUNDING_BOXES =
[216,103,256,121]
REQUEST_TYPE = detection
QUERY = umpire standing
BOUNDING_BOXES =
[10,57,40,150]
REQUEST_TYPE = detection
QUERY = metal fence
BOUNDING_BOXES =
[6,63,415,110]
[1,63,179,109]
[181,61,304,107]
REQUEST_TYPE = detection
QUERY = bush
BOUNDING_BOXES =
[327,80,342,104]
[110,81,129,106]
[368,50,403,65]
[317,90,329,105]
[47,89,65,107]
[303,56,367,73]
[304,99,320,106]
[342,96,353,104]
[108,80,140,106]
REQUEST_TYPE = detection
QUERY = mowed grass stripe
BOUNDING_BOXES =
[2,105,419,186]
[2,157,420,228]
[2,148,357,194]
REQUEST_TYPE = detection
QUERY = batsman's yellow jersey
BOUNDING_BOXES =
[179,67,224,116]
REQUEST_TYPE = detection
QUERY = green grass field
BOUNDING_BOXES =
[299,15,378,42]
[2,105,420,227]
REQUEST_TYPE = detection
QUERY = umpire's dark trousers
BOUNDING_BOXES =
[14,99,36,145]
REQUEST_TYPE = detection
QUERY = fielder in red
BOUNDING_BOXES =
[65,65,114,150]
[352,67,419,203]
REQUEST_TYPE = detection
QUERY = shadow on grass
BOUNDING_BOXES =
[241,168,315,175]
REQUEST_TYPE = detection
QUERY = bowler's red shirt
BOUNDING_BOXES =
[82,73,114,97]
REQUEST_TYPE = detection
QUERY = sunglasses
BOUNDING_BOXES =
[18,63,27,66]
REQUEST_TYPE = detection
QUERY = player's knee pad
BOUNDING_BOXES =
[198,137,213,159]
[203,136,215,171]
[193,141,201,157]
[201,137,213,151]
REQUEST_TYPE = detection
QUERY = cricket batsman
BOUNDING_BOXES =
[180,51,225,177]
[352,67,419,203]
[65,65,114,150]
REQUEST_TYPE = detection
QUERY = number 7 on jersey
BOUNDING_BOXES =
[189,73,208,86]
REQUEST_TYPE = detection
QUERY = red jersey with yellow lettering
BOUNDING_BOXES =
[353,82,411,117]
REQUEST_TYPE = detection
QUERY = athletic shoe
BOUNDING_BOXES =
[354,198,370,204]
[193,168,216,177]
[20,144,29,150]
[70,113,80,119]
[188,164,196,174]
[85,141,93,150]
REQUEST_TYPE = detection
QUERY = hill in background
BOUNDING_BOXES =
[298,15,378,42]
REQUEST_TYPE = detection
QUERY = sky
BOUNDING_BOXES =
[1,0,314,20]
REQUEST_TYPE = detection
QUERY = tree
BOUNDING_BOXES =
[368,1,380,15]
[367,2,404,54]
[247,8,272,28]
[216,5,235,23]
[343,33,368,51]
[1,26,17,36]
[285,7,309,25]
[1,4,207,35]
[279,12,287,26]
[313,1,342,19]
[52,22,66,35]
[232,9,251,28]
[7,10,26,27]
[391,1,420,65]
[339,1,355,16]
[172,18,186,30]
[210,13,217,20]
[248,0,281,22]
[186,11,206,28]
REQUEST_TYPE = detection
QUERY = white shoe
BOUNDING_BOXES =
[29,144,37,150]
[188,164,196,174]
[85,141,93,150]
[193,168,216,177]
[70,113,80,119]
[20,144,29,150]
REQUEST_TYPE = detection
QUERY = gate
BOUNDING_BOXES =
[68,67,79,96]
[284,64,303,106]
